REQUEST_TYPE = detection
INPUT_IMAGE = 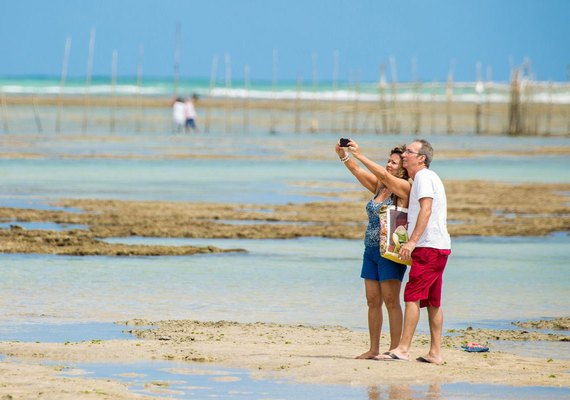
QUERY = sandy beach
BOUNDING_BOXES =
[0,318,568,399]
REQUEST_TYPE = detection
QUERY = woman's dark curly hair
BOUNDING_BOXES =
[389,145,410,207]
[390,145,409,180]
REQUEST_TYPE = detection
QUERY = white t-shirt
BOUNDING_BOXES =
[407,168,451,249]
[185,101,197,119]
[172,101,186,124]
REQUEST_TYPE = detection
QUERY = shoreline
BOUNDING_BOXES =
[0,318,568,399]
[2,93,569,136]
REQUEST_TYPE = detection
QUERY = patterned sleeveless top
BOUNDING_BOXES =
[364,191,394,247]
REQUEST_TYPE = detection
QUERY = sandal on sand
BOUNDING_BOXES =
[372,352,392,360]
[377,352,409,361]
[461,341,490,353]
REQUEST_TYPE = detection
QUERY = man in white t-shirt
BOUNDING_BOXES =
[378,139,451,365]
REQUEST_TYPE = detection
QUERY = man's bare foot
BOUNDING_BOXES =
[416,354,443,365]
[355,350,380,359]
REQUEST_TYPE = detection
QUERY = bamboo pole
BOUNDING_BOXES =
[82,28,96,134]
[412,57,421,134]
[205,55,218,133]
[566,79,570,134]
[110,50,118,133]
[475,62,483,135]
[310,52,318,132]
[55,37,71,133]
[351,70,360,135]
[525,78,535,135]
[389,56,399,133]
[545,81,552,135]
[135,45,144,133]
[521,57,531,134]
[415,80,423,134]
[295,73,302,133]
[430,80,436,133]
[331,50,339,133]
[484,65,492,134]
[32,95,42,133]
[0,90,8,133]
[224,53,232,134]
[243,64,250,133]
[508,69,521,136]
[270,49,278,133]
[378,64,387,134]
[344,71,351,133]
[173,22,181,97]
[446,63,454,134]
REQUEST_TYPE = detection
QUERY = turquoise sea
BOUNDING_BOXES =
[0,129,569,399]
[2,75,570,103]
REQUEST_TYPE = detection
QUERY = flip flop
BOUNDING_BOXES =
[372,351,393,360]
[378,352,409,361]
[461,342,490,353]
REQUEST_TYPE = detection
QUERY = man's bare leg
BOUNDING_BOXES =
[377,300,419,360]
[416,306,444,364]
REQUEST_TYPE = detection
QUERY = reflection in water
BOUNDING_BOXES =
[425,384,441,400]
[15,356,570,399]
[367,384,440,400]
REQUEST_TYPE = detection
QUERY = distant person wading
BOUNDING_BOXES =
[172,94,199,134]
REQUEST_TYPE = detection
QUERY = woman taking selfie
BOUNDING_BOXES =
[335,138,411,359]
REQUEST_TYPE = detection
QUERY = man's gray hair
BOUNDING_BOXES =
[414,139,433,168]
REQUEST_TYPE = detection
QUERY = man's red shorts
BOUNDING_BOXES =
[404,247,451,308]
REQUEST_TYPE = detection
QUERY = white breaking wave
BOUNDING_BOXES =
[0,84,166,96]
[2,81,570,104]
[208,87,570,104]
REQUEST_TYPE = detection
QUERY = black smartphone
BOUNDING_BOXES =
[339,138,350,147]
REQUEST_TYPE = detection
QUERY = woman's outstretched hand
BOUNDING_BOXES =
[335,140,349,158]
[346,139,361,158]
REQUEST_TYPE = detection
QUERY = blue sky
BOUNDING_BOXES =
[1,0,568,83]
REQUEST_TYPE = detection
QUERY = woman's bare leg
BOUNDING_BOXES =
[380,279,403,351]
[356,279,383,359]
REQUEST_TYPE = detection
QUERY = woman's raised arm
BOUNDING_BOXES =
[335,139,378,194]
[347,141,410,202]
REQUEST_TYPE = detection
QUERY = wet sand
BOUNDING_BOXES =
[0,180,568,255]
[0,318,568,399]
[513,317,570,331]
[0,226,245,256]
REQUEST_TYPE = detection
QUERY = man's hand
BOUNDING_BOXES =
[399,239,416,261]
